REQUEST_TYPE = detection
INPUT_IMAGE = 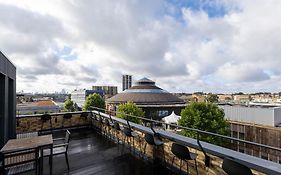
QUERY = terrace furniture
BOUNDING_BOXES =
[113,122,123,144]
[144,133,165,156]
[222,157,253,175]
[98,115,104,133]
[40,114,53,134]
[79,112,88,124]
[1,147,39,175]
[123,127,138,152]
[143,132,165,165]
[1,135,53,175]
[171,142,198,175]
[62,113,72,128]
[41,114,52,130]
[43,130,71,170]
[104,119,114,139]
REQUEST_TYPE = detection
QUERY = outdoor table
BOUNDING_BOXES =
[1,134,54,175]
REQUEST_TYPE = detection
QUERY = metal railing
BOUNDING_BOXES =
[17,108,281,156]
[89,106,281,160]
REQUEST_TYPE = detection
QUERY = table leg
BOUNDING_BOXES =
[50,146,53,175]
[40,148,43,175]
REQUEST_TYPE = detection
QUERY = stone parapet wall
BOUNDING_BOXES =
[16,113,91,133]
[91,117,265,175]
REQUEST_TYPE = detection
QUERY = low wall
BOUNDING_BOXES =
[16,112,91,133]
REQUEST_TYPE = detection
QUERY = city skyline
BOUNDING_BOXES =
[1,1,281,93]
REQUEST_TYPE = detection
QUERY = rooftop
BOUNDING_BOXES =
[107,77,184,105]
[17,100,57,107]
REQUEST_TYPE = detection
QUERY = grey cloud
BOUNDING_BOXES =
[17,54,62,76]
[216,63,270,82]
[59,82,80,87]
[0,4,65,55]
[79,76,97,83]
[21,75,38,81]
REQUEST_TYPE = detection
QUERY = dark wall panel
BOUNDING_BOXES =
[8,78,16,138]
[0,51,16,148]
[0,73,5,147]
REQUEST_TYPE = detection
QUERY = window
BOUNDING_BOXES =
[158,110,168,117]
[232,131,238,138]
[239,132,245,140]
[238,148,245,153]
[261,153,268,160]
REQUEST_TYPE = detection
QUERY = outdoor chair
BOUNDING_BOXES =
[123,127,138,152]
[40,114,52,130]
[2,147,39,175]
[104,119,114,139]
[43,130,71,170]
[171,142,198,175]
[40,114,52,135]
[62,113,72,128]
[222,157,253,175]
[113,122,124,144]
[143,132,165,164]
[79,112,88,125]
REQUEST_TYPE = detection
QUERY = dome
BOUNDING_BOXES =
[107,78,185,105]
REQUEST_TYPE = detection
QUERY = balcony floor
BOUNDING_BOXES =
[42,128,171,175]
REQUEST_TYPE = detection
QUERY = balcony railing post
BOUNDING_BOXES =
[197,132,210,168]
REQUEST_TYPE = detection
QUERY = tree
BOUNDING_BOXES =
[206,94,219,103]
[178,102,229,145]
[64,99,75,112]
[116,102,144,124]
[83,93,105,111]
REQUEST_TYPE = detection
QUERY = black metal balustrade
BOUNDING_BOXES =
[89,107,281,175]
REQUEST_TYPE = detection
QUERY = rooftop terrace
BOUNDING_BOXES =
[7,110,281,175]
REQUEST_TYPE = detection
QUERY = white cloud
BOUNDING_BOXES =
[1,0,281,93]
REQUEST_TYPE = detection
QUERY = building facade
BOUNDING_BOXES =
[0,51,16,147]
[107,77,186,120]
[71,89,104,108]
[122,75,132,91]
[219,104,281,164]
[92,86,118,98]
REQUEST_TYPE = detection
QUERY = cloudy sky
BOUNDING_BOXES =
[1,0,281,93]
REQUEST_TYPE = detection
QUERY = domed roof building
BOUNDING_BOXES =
[106,78,186,120]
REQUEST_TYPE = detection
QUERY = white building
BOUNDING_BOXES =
[219,104,281,127]
[71,89,104,108]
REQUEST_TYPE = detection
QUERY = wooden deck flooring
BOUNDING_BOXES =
[42,129,171,175]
